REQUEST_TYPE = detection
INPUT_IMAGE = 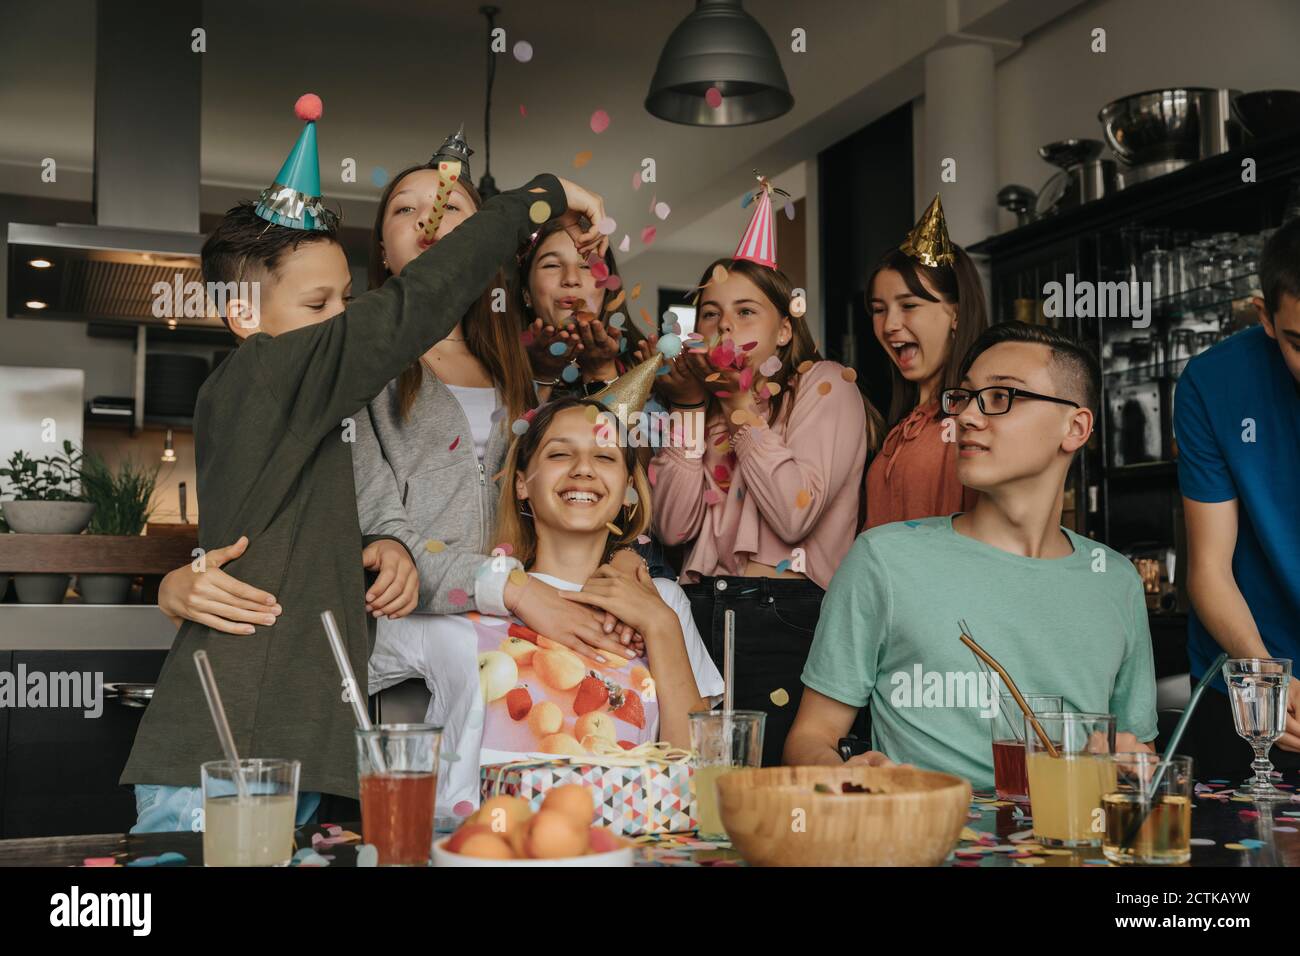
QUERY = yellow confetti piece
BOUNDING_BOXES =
[841,367,858,383]
[528,200,551,224]
[605,290,626,312]
[766,381,781,397]
[1225,842,1250,850]
[730,410,749,426]
[817,381,832,396]
[425,540,446,554]
[795,489,812,509]
[631,283,642,300]
[605,522,623,536]
[769,687,790,707]
[573,150,593,168]
[797,360,814,375]
[509,569,528,587]
[705,372,721,383]
[1038,848,1073,856]
[1014,856,1045,865]
[959,827,981,842]
[711,264,729,285]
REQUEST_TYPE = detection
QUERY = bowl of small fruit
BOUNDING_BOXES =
[434,786,634,866]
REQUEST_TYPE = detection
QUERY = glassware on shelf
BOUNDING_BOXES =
[1171,230,1199,296]
[1189,238,1218,305]
[1139,228,1173,300]
[1119,225,1144,286]
[1167,328,1196,365]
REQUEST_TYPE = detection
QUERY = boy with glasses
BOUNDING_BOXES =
[785,322,1157,787]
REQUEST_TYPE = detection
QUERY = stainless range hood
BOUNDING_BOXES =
[6,0,206,329]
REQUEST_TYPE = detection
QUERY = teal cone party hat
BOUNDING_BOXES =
[254,94,338,231]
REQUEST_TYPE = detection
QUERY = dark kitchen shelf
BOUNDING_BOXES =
[84,413,193,433]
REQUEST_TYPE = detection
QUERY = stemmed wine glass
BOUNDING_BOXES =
[1222,658,1293,802]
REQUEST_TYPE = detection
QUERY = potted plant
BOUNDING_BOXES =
[77,453,161,604]
[0,441,94,603]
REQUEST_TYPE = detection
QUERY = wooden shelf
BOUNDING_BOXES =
[0,532,198,574]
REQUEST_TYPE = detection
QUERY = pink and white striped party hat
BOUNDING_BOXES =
[733,172,787,269]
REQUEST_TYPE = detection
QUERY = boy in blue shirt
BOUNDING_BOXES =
[1175,219,1300,778]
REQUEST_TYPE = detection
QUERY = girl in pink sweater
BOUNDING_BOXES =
[635,257,877,766]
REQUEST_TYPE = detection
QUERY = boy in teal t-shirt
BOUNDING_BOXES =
[789,322,1158,788]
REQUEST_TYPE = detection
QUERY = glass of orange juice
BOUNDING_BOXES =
[1025,711,1116,847]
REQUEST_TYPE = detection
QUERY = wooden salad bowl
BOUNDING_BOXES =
[716,764,972,866]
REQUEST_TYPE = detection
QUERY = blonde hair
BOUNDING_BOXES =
[493,397,652,569]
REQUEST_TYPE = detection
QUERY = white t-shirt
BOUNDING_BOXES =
[368,572,724,819]
[444,382,498,461]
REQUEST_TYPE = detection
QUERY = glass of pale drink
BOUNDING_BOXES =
[1025,712,1116,847]
[689,710,765,842]
[1222,658,1293,802]
[201,758,300,866]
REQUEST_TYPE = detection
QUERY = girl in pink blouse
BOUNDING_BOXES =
[636,257,876,766]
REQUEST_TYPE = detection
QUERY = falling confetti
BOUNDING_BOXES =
[549,341,568,356]
[519,104,527,117]
[609,312,626,329]
[631,283,642,300]
[775,559,791,574]
[590,109,611,133]
[703,488,725,506]
[765,382,782,397]
[770,687,790,706]
[509,569,529,586]
[619,234,630,252]
[453,800,475,817]
[730,409,749,426]
[370,166,388,187]
[797,360,814,375]
[426,540,446,554]
[511,418,530,435]
[784,201,796,220]
[641,226,656,246]
[759,355,782,377]
[513,40,533,62]
[817,381,832,396]
[528,200,551,223]
[705,86,723,109]
[597,216,617,235]
[841,367,858,383]
[574,150,593,169]
[562,364,580,382]
[449,435,460,451]
[790,297,807,318]
[495,542,514,556]
[713,464,730,481]
[710,264,729,286]
[795,489,812,509]
[654,201,671,220]
[605,521,622,535]
[449,588,469,606]
[607,290,626,311]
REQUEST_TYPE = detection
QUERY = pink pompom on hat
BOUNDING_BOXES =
[732,171,790,270]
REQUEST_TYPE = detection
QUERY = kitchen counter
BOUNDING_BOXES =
[0,604,176,650]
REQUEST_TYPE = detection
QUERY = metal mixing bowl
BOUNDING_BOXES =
[1038,138,1104,169]
[1232,90,1300,139]
[1098,88,1239,165]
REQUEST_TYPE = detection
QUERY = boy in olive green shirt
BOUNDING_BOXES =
[788,323,1157,788]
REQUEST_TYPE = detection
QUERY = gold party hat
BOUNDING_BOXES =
[591,352,664,430]
[899,194,954,268]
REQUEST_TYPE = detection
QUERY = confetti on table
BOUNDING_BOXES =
[1239,838,1266,849]
[794,489,812,509]
[1189,838,1216,846]
[126,856,159,867]
[513,40,533,62]
[705,86,723,109]
[1224,843,1250,851]
[1274,826,1297,832]
[641,226,657,246]
[574,150,593,169]
[528,200,551,223]
[426,540,446,553]
[770,687,790,707]
[83,857,117,867]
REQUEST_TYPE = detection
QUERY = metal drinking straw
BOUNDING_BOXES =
[320,610,387,774]
[193,650,251,801]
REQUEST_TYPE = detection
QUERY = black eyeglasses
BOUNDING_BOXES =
[940,386,1080,416]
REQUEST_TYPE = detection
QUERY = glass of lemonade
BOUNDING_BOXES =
[689,710,765,842]
[1103,753,1193,865]
[357,724,440,866]
[1025,712,1116,847]
[990,693,1062,802]
[201,758,300,866]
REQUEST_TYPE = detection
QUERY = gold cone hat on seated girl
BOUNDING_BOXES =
[900,194,954,268]
[591,352,664,430]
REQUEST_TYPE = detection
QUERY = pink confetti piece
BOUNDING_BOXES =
[448,588,469,606]
[636,534,651,544]
[647,461,657,486]
[83,857,117,867]
[449,435,460,451]
[597,216,617,235]
[453,800,474,817]
[705,86,723,109]
[703,488,725,506]
[759,355,782,376]
[590,258,610,280]
[641,225,656,246]
[738,368,753,390]
[619,234,630,252]
[632,170,642,191]
[654,201,671,220]
[590,109,610,134]
[600,274,622,291]
[713,464,730,481]
[494,542,514,556]
[519,104,527,117]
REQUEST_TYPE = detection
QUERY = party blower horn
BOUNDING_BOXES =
[958,620,1059,758]
[421,159,463,242]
